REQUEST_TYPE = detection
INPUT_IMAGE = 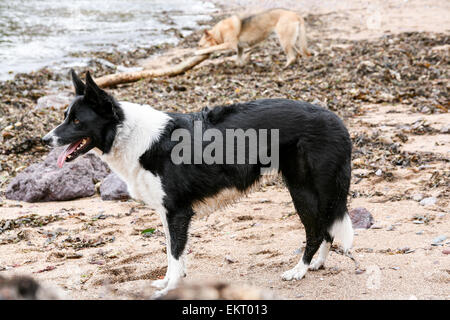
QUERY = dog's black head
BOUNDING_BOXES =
[42,70,124,168]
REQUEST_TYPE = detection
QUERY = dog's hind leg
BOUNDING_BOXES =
[275,19,298,68]
[152,206,194,298]
[281,187,324,281]
[311,161,353,270]
[309,238,332,270]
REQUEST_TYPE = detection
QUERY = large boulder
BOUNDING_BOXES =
[100,173,130,201]
[5,148,110,202]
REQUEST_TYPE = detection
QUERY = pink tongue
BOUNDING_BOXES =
[57,140,82,168]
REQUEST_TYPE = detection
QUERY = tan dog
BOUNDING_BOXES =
[196,8,310,67]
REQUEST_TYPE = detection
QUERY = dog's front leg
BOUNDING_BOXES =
[152,207,193,299]
[151,209,172,289]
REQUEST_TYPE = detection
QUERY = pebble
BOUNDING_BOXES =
[375,169,382,176]
[431,235,447,246]
[411,193,423,201]
[442,249,450,255]
[420,106,431,114]
[386,225,395,231]
[224,255,236,264]
[349,207,374,229]
[419,197,436,206]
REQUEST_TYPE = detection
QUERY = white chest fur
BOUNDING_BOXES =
[97,101,171,212]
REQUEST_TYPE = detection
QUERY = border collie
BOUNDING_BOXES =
[42,70,353,298]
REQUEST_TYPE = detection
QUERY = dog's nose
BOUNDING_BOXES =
[41,134,52,146]
[41,136,49,145]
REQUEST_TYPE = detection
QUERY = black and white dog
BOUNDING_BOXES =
[43,71,353,297]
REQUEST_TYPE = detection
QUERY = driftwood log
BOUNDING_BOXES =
[95,53,209,88]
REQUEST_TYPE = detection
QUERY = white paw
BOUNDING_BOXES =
[309,259,325,271]
[152,288,169,299]
[281,266,307,281]
[151,278,168,289]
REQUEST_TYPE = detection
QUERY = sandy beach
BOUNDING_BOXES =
[0,0,449,299]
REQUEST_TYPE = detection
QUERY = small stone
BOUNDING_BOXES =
[100,173,130,201]
[411,193,423,201]
[420,106,431,114]
[35,93,72,110]
[375,169,382,176]
[349,207,374,229]
[440,124,450,133]
[352,158,365,167]
[431,235,447,246]
[224,255,236,264]
[442,249,450,255]
[419,197,436,206]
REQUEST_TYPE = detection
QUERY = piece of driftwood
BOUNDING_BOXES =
[95,54,209,88]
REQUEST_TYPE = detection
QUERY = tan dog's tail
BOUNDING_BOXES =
[296,18,311,57]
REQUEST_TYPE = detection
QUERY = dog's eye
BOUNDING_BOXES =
[73,118,80,125]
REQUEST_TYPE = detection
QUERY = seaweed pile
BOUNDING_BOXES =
[0,21,448,192]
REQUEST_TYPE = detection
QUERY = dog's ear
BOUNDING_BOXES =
[84,71,103,99]
[204,29,211,38]
[84,71,119,120]
[71,69,85,96]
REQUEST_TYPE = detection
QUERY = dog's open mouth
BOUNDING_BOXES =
[57,137,92,168]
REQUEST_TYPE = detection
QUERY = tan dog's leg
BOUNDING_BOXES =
[275,19,298,68]
[236,44,251,66]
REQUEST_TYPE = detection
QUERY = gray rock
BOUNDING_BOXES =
[419,197,437,206]
[100,173,130,201]
[349,207,374,229]
[431,235,447,246]
[5,148,109,202]
[34,93,72,110]
[440,124,450,134]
